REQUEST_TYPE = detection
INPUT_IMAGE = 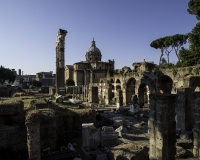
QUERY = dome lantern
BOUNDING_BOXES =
[85,38,102,62]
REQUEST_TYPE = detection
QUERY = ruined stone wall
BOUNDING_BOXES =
[41,86,49,94]
[161,65,200,78]
[148,94,177,160]
[176,88,190,130]
[26,109,56,160]
[89,86,98,103]
[0,86,11,97]
[108,141,148,160]
[29,99,50,110]
[26,111,41,160]
[25,102,96,159]
[101,126,118,147]
[0,101,27,159]
[4,97,99,160]
[70,110,96,138]
[192,92,200,157]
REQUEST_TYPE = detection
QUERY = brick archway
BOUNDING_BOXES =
[126,78,136,105]
[138,83,150,107]
[157,75,173,93]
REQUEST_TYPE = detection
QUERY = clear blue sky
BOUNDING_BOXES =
[0,0,198,75]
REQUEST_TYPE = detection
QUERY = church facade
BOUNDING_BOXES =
[65,39,115,86]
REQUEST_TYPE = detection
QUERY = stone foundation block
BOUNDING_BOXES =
[0,101,24,115]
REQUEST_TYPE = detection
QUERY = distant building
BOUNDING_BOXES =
[22,75,36,83]
[36,71,53,82]
[65,65,74,80]
[36,71,55,87]
[65,38,115,86]
[132,60,156,72]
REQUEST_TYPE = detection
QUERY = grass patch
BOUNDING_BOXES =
[50,101,92,114]
[1,92,92,114]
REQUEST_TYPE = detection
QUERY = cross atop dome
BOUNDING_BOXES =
[92,38,96,47]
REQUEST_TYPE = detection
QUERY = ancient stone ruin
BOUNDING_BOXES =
[2,29,200,159]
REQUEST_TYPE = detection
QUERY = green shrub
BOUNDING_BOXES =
[193,67,200,75]
[187,67,193,73]
[181,68,186,72]
[172,68,178,76]
[65,78,75,86]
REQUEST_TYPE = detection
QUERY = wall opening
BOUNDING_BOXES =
[126,78,136,105]
[138,83,149,108]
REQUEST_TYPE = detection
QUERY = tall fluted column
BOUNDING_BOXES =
[56,29,67,95]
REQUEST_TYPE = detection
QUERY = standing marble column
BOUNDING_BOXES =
[55,29,67,95]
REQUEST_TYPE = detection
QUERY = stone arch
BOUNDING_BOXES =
[189,77,200,130]
[190,77,200,94]
[100,80,104,83]
[189,76,200,155]
[138,83,150,107]
[157,75,173,93]
[175,76,200,131]
[116,85,121,90]
[126,77,136,104]
[116,79,121,83]
[110,79,114,83]
[114,79,121,103]
[109,83,115,102]
[188,76,200,151]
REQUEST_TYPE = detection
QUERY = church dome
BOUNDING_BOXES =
[85,38,102,62]
[86,38,101,53]
[87,45,101,53]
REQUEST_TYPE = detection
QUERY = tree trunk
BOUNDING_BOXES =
[173,47,180,60]
[175,50,180,60]
[159,48,164,66]
[167,54,169,64]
